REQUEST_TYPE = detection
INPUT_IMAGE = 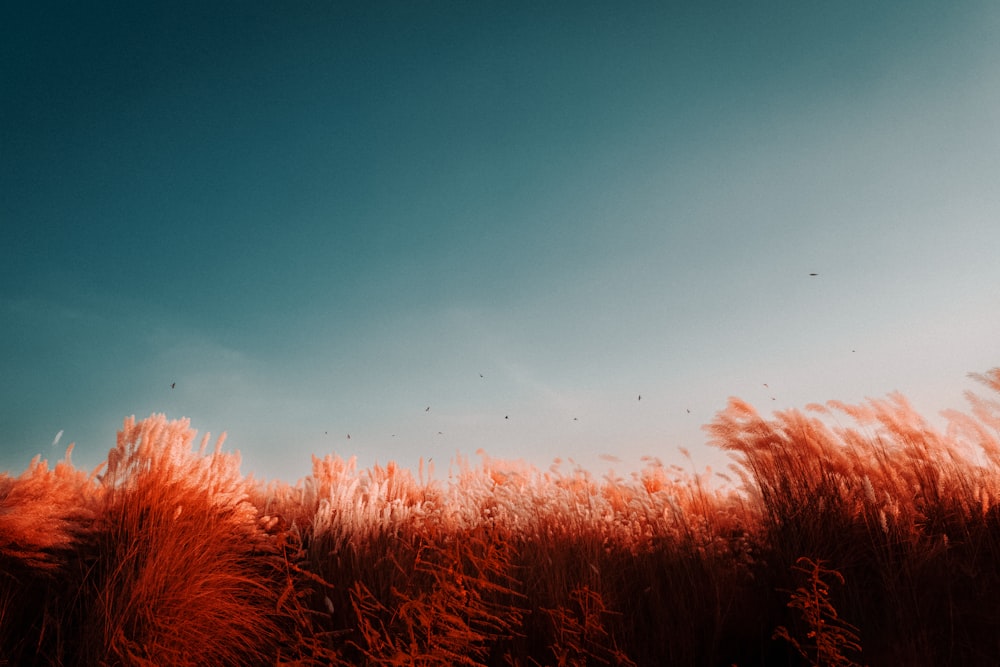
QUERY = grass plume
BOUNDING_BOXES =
[1,368,999,664]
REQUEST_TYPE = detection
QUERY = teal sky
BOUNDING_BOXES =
[3,2,999,482]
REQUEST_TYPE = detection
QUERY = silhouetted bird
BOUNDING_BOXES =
[638,395,642,401]
[809,273,818,276]
[171,382,175,389]
[425,406,430,412]
[505,415,509,420]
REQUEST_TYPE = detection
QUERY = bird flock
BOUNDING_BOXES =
[159,274,855,449]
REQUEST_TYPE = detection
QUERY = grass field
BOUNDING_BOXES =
[2,369,999,666]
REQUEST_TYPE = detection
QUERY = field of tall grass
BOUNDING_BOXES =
[2,369,1000,666]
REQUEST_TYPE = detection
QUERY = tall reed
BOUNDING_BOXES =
[1,369,998,665]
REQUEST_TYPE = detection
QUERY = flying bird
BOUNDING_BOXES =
[425,406,430,412]
[170,382,175,389]
[51,430,64,448]
[809,273,818,276]
[638,394,641,401]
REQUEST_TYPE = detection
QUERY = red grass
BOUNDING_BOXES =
[2,368,1000,665]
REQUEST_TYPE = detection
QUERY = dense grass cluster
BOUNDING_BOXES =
[2,369,1000,665]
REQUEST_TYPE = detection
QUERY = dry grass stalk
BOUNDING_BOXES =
[1,368,1000,664]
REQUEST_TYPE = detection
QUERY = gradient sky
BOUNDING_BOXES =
[3,2,999,483]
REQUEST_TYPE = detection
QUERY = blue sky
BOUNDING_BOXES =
[3,2,999,483]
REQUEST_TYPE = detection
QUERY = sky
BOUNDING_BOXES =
[2,1,999,484]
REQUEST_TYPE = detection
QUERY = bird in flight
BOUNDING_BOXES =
[170,382,175,389]
[425,406,430,412]
[809,273,818,276]
[638,394,642,401]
